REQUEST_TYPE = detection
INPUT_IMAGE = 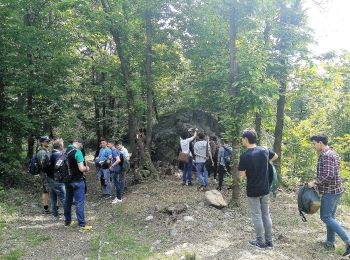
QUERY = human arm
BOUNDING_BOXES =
[78,162,90,173]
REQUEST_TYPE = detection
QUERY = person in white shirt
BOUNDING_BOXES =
[180,129,197,186]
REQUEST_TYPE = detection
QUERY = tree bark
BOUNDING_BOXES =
[229,4,240,207]
[0,71,5,145]
[145,5,153,150]
[255,112,262,145]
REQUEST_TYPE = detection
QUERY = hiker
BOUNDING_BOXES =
[194,132,214,191]
[36,136,51,214]
[308,134,350,257]
[180,129,197,186]
[96,139,112,198]
[117,141,130,193]
[108,140,123,204]
[216,140,227,191]
[64,138,91,231]
[209,135,219,182]
[47,138,66,220]
[238,128,278,248]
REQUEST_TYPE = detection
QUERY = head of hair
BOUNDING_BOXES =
[117,140,123,146]
[100,138,106,142]
[242,128,257,144]
[180,130,189,140]
[310,134,328,145]
[198,132,205,140]
[108,140,115,145]
[53,138,63,150]
[73,138,84,144]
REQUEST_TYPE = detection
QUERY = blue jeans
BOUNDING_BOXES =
[64,180,86,227]
[47,177,66,217]
[113,171,125,200]
[320,193,350,245]
[195,162,208,187]
[182,157,193,183]
[99,168,112,195]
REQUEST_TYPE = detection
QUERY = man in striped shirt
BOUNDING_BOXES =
[308,134,350,257]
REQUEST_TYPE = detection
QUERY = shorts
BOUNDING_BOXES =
[40,172,49,193]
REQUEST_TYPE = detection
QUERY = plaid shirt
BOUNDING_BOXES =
[316,148,344,194]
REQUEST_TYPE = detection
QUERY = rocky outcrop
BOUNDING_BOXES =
[152,109,224,163]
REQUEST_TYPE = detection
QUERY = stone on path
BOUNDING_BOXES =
[145,215,154,221]
[204,190,228,208]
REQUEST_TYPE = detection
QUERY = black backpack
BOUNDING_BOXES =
[53,149,76,183]
[297,184,321,222]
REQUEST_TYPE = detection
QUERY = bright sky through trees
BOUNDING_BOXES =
[306,0,350,53]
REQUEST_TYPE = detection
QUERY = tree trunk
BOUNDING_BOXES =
[145,5,153,150]
[26,88,34,159]
[255,112,262,145]
[229,4,240,207]
[0,71,5,145]
[273,81,286,183]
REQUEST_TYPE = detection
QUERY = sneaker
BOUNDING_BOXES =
[248,240,266,249]
[181,182,186,186]
[65,221,78,227]
[197,185,203,191]
[343,244,350,257]
[214,178,218,184]
[216,186,222,191]
[265,241,273,248]
[43,208,50,214]
[320,241,335,250]
[188,182,193,186]
[112,197,122,204]
[79,225,92,232]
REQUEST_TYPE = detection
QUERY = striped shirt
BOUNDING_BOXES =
[316,148,344,194]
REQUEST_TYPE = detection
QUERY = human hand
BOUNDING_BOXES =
[307,180,316,188]
[85,166,90,173]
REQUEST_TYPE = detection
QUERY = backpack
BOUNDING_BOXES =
[120,153,130,172]
[223,145,233,163]
[268,163,278,198]
[53,149,76,183]
[297,184,321,222]
[28,155,39,175]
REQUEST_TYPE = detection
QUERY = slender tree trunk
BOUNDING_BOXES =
[229,4,240,207]
[0,71,6,145]
[145,5,153,150]
[255,112,262,145]
[273,81,286,183]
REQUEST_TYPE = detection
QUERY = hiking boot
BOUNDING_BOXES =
[320,241,335,250]
[265,241,273,248]
[197,185,203,191]
[248,240,266,249]
[79,225,92,232]
[112,197,122,204]
[43,208,50,214]
[343,244,350,257]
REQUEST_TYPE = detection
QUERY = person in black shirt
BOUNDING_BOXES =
[238,128,278,249]
[47,138,65,220]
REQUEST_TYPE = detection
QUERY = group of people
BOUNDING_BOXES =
[179,128,232,191]
[36,136,129,231]
[180,128,350,257]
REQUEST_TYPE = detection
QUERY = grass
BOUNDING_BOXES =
[0,248,25,260]
[90,204,154,259]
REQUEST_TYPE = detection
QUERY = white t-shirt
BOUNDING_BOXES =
[180,137,195,157]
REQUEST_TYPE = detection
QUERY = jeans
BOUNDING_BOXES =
[47,177,66,217]
[195,162,208,187]
[99,168,112,195]
[320,193,350,245]
[64,180,86,227]
[182,157,193,183]
[247,194,272,244]
[113,171,125,200]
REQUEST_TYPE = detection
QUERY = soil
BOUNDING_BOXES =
[1,165,349,260]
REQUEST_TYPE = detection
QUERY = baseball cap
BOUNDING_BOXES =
[40,136,50,143]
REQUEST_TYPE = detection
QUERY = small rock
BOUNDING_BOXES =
[150,246,155,252]
[205,190,228,208]
[183,216,194,221]
[113,251,118,255]
[198,202,205,207]
[145,215,154,221]
[165,249,175,256]
[153,240,162,246]
[170,227,178,236]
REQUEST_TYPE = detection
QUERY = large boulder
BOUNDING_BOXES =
[152,109,224,163]
[205,190,228,208]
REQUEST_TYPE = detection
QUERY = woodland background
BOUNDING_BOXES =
[0,0,349,205]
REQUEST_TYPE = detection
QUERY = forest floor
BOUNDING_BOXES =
[1,164,350,260]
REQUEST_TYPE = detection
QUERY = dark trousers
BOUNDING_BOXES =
[218,164,226,189]
[64,180,86,227]
[113,171,125,200]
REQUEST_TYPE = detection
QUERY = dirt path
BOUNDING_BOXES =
[1,168,349,260]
